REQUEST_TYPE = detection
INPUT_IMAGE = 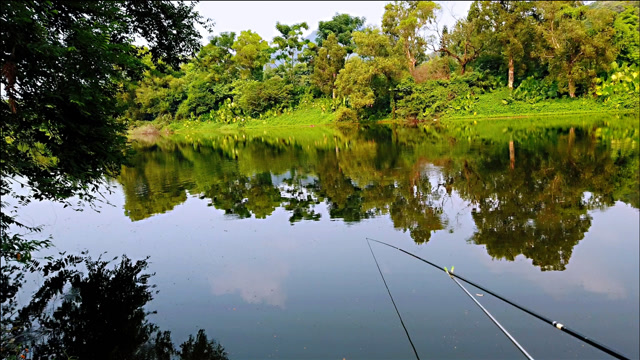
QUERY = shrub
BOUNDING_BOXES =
[394,72,497,120]
[595,62,640,108]
[234,76,293,117]
[512,77,559,103]
[413,56,456,83]
[335,107,359,122]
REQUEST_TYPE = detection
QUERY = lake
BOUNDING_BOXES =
[19,115,639,359]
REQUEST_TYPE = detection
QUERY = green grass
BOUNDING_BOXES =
[161,102,336,135]
[445,88,638,120]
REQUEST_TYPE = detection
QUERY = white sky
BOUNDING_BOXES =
[194,1,472,44]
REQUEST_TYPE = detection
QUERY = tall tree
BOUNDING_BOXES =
[382,0,440,76]
[176,33,237,118]
[434,17,484,75]
[607,2,640,66]
[538,2,618,97]
[232,30,272,80]
[316,13,366,55]
[311,33,346,99]
[272,22,310,84]
[337,28,406,115]
[474,1,538,89]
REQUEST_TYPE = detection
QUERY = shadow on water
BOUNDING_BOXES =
[121,115,639,272]
[2,254,229,360]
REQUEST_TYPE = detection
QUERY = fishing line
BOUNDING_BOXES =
[366,238,421,360]
[445,267,534,359]
[366,237,630,360]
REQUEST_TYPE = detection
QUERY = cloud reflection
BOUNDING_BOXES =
[210,263,289,308]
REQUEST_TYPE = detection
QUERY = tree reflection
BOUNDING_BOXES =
[443,125,637,270]
[119,117,638,270]
[3,254,228,360]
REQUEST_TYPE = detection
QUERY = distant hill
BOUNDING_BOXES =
[590,1,640,12]
[305,30,319,44]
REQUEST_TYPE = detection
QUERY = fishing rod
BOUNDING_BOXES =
[366,237,631,360]
[444,266,534,359]
[366,238,421,360]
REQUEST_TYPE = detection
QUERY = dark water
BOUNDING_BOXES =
[21,116,639,359]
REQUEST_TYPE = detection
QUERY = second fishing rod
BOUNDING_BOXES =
[366,237,630,360]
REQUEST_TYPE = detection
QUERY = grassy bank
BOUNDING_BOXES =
[128,90,638,136]
[145,104,337,135]
[443,88,638,120]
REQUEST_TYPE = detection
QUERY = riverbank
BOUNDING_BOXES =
[128,94,638,136]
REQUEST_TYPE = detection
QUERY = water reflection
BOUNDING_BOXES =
[120,116,639,272]
[5,254,229,360]
[210,262,289,308]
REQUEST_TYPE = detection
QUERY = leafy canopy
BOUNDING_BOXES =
[0,0,210,259]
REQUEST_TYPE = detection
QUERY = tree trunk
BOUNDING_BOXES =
[508,56,514,90]
[460,62,466,75]
[509,140,515,170]
[568,77,576,98]
[407,49,416,76]
[332,73,336,100]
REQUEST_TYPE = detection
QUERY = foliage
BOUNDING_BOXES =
[316,13,366,55]
[1,0,210,266]
[590,1,640,65]
[234,76,293,117]
[118,1,639,128]
[335,107,359,122]
[449,87,631,118]
[413,56,455,82]
[382,0,440,74]
[336,27,407,118]
[312,33,346,98]
[336,58,377,112]
[538,2,618,97]
[395,72,496,119]
[595,62,640,108]
[232,30,272,80]
[174,34,238,119]
[272,22,310,84]
[472,1,539,89]
[434,16,484,75]
[512,76,559,103]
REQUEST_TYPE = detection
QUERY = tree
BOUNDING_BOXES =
[474,1,538,89]
[311,33,346,98]
[1,2,210,352]
[434,17,484,75]
[538,2,618,97]
[232,30,272,80]
[175,33,237,118]
[609,3,640,66]
[316,13,366,55]
[234,76,293,117]
[1,0,210,226]
[335,28,406,117]
[382,0,440,76]
[336,57,377,111]
[272,22,310,84]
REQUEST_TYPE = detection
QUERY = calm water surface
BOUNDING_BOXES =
[21,116,639,359]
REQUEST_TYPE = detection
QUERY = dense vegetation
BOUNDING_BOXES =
[124,1,639,129]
